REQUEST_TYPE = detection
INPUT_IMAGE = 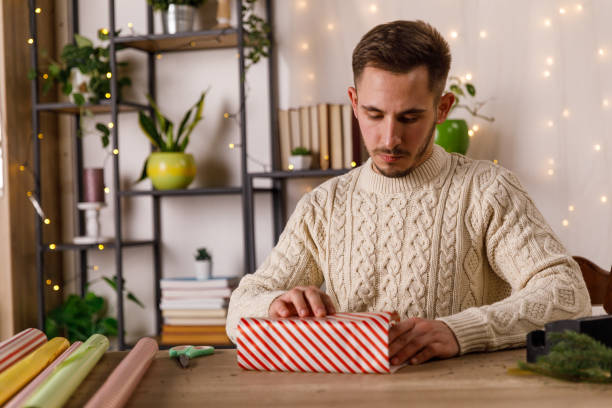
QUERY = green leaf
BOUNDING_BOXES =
[138,111,165,150]
[465,83,476,97]
[27,68,37,80]
[449,84,464,96]
[42,80,53,95]
[49,63,61,77]
[174,109,192,148]
[137,157,149,183]
[96,123,111,148]
[127,291,145,308]
[62,82,73,95]
[75,33,93,48]
[181,90,207,150]
[145,95,169,142]
[73,93,85,106]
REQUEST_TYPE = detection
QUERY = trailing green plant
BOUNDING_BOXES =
[195,247,212,261]
[45,275,144,343]
[291,146,311,156]
[147,0,206,11]
[242,0,271,72]
[28,30,132,148]
[517,331,612,383]
[137,90,208,181]
[445,76,494,122]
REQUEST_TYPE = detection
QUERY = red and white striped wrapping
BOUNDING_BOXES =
[0,328,47,374]
[237,312,399,374]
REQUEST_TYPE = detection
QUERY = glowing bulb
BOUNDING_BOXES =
[288,164,295,170]
[19,165,25,171]
[598,48,605,56]
[547,169,555,176]
[106,72,112,79]
[468,130,475,137]
[351,161,357,168]
[108,122,114,129]
[450,31,458,39]
[559,7,566,14]
[594,144,601,151]
[479,30,487,39]
[98,244,104,250]
[49,243,56,250]
[472,124,480,132]
[223,112,230,119]
[324,155,329,161]
[113,148,119,155]
[543,70,551,78]
[307,73,315,80]
[369,4,378,13]
[601,196,608,203]
[576,4,583,12]
[603,99,609,107]
[546,57,554,66]
[38,133,44,139]
[568,205,575,212]
[26,191,32,197]
[156,54,162,60]
[44,218,50,225]
[544,19,552,27]
[493,159,499,164]
[35,7,42,13]
[300,42,309,51]
[46,279,51,285]
[42,73,49,79]
[229,143,235,149]
[53,285,60,291]
[101,28,109,35]
[465,73,473,81]
[327,23,335,31]
[548,158,555,165]
[562,219,569,227]
[127,22,134,28]
[297,0,307,9]
[105,93,111,99]
[27,38,34,45]
[562,109,570,118]
[93,265,99,271]
[547,120,554,127]
[104,187,110,194]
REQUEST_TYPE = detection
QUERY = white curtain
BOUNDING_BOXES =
[274,0,612,268]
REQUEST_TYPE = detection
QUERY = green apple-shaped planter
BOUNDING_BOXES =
[435,119,469,155]
[146,152,196,190]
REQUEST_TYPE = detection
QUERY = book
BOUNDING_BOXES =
[161,287,234,298]
[318,103,330,170]
[329,104,344,169]
[299,106,311,150]
[160,299,229,310]
[163,317,227,326]
[278,109,291,171]
[289,108,301,150]
[162,324,227,334]
[162,309,227,318]
[161,332,232,345]
[342,104,354,168]
[160,277,240,289]
[309,105,320,169]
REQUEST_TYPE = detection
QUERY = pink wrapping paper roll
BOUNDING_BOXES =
[84,337,158,408]
[3,341,82,408]
[0,328,47,373]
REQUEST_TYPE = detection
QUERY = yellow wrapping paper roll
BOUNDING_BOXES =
[0,337,69,405]
[23,334,109,408]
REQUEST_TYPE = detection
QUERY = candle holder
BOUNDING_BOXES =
[73,202,111,244]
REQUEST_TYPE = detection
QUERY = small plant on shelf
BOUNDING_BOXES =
[147,0,207,11]
[445,76,494,122]
[29,29,132,148]
[289,146,312,171]
[194,247,212,280]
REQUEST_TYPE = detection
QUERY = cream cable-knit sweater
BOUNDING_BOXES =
[226,145,591,354]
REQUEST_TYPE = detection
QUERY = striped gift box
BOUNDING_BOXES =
[0,328,47,373]
[237,312,399,374]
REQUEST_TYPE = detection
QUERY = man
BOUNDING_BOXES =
[226,20,591,366]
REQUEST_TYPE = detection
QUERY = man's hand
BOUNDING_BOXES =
[389,317,459,365]
[269,286,336,318]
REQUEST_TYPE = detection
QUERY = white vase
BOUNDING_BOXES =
[195,260,211,280]
[70,68,94,101]
[289,155,312,170]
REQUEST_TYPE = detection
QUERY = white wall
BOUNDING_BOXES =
[71,0,611,343]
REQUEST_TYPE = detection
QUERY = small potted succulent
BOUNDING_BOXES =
[435,76,494,155]
[137,90,208,190]
[289,147,312,170]
[147,0,207,34]
[194,247,212,280]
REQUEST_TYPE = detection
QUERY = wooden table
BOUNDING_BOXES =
[65,348,612,407]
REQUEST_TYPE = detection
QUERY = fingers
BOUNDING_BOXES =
[389,317,417,343]
[390,332,433,365]
[320,293,336,315]
[304,287,328,317]
[389,319,460,365]
[288,288,311,317]
[269,286,336,319]
[409,343,441,365]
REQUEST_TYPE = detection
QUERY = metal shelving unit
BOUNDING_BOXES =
[29,0,351,350]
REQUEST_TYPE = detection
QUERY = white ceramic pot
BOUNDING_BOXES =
[195,260,212,280]
[70,68,94,101]
[289,155,312,170]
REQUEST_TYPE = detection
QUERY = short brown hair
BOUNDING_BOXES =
[352,20,451,96]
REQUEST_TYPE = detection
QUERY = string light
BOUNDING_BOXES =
[576,4,583,12]
[223,112,230,119]
[324,155,329,161]
[93,265,99,271]
[603,99,609,108]
[547,169,554,176]
[49,243,56,250]
[106,72,112,79]
[351,161,357,168]
[562,219,569,227]
[559,7,566,15]
[547,120,554,127]
[307,73,315,80]
[472,124,480,132]
[601,196,608,203]
[108,122,114,129]
[300,42,309,51]
[105,93,111,99]
[465,73,473,81]
[38,133,44,139]
[44,218,50,225]
[98,244,104,250]
[594,144,601,151]
[53,285,59,291]
[228,143,235,149]
[127,22,134,28]
[562,109,570,118]
[598,48,606,56]
[327,23,335,31]
[543,70,551,78]
[26,191,32,197]
[156,54,162,60]
[544,18,552,27]
[113,148,119,155]
[288,164,295,170]
[479,30,487,39]
[548,158,555,165]
[449,30,458,39]
[19,165,25,171]
[568,205,575,212]
[493,159,499,164]
[369,4,378,13]
[468,130,475,137]
[42,73,49,79]
[546,57,554,66]
[27,38,34,45]
[104,187,110,194]
[46,279,51,285]
[101,28,109,35]
[34,7,42,13]
[297,0,307,9]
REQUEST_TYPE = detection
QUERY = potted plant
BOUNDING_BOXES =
[435,76,494,155]
[137,90,207,190]
[194,247,212,280]
[289,147,312,170]
[147,0,207,34]
[29,29,132,149]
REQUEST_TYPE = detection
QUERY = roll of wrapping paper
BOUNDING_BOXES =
[0,328,47,373]
[84,337,158,408]
[0,337,69,405]
[23,334,109,408]
[4,341,82,408]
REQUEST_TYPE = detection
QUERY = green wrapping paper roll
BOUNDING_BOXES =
[23,334,109,408]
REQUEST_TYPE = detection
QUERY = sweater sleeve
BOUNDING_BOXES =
[438,167,591,355]
[225,193,326,343]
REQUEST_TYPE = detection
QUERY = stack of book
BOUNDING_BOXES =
[159,277,240,346]
[278,103,369,172]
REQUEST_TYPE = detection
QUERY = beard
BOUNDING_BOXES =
[371,116,438,178]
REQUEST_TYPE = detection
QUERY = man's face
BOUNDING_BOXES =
[348,65,454,178]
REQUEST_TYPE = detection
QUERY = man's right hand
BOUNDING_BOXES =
[268,286,336,318]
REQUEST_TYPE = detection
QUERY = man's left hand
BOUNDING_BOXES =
[389,318,459,365]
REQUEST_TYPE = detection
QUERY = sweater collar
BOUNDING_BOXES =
[356,144,450,194]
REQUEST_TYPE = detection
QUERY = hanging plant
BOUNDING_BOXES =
[242,0,271,72]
